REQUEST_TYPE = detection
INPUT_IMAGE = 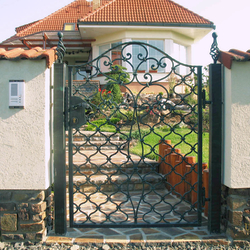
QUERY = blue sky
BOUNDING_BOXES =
[0,0,249,66]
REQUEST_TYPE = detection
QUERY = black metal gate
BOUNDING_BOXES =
[65,41,204,228]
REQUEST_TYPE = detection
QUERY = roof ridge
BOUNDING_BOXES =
[79,0,214,26]
[16,0,84,37]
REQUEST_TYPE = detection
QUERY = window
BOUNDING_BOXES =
[173,43,187,74]
[99,42,122,72]
[132,40,164,72]
[64,23,75,31]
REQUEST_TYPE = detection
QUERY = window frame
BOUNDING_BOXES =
[64,23,75,31]
[132,40,165,73]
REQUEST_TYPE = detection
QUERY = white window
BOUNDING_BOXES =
[173,43,187,74]
[99,42,122,72]
[132,40,164,72]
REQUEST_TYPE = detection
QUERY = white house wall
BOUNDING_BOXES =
[0,60,52,190]
[223,61,250,188]
[92,30,194,47]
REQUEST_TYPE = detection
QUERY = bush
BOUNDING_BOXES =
[105,65,130,104]
[85,117,121,131]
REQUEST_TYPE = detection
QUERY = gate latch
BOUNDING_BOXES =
[70,96,90,129]
[202,89,211,109]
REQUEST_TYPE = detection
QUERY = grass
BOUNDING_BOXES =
[83,122,209,165]
[128,127,209,164]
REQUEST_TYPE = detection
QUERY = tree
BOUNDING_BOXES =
[105,65,130,103]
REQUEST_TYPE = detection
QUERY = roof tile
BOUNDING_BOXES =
[219,49,250,69]
[0,47,56,68]
[14,0,213,39]
[80,0,213,25]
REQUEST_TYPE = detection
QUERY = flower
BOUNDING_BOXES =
[102,89,106,94]
[99,88,101,92]
[107,91,111,94]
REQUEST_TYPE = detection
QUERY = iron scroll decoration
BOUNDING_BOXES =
[66,40,205,227]
[210,32,220,64]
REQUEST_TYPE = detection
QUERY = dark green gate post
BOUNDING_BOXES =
[53,63,67,234]
[53,32,67,234]
[208,32,223,233]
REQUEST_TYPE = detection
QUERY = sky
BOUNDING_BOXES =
[0,0,249,66]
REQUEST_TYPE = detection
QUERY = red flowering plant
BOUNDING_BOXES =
[91,87,113,111]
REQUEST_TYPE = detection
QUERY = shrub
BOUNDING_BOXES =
[105,65,130,104]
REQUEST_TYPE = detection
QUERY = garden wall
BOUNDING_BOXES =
[220,58,250,239]
[0,57,54,242]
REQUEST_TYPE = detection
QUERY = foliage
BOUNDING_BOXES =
[85,117,120,131]
[105,65,130,103]
[188,108,209,132]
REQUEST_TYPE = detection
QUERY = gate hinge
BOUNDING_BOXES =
[202,89,211,109]
[202,187,210,207]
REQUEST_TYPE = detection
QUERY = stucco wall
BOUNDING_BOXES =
[223,61,250,188]
[0,60,52,190]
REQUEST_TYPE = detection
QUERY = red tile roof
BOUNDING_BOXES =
[13,0,213,39]
[16,20,41,34]
[0,47,57,68]
[80,0,214,26]
[15,0,111,38]
[219,49,250,69]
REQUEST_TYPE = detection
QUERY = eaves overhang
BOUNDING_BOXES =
[78,21,215,29]
[78,22,215,43]
[0,30,95,50]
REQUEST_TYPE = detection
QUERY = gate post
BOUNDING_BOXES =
[53,63,67,234]
[208,33,223,233]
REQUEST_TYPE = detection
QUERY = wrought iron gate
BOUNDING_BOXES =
[65,41,204,228]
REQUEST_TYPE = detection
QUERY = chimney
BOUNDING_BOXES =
[93,0,101,10]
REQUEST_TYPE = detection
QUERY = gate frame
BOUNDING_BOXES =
[53,62,67,235]
[53,36,210,232]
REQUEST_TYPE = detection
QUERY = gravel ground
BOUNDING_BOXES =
[1,242,250,250]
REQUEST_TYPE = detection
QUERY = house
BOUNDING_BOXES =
[0,0,214,93]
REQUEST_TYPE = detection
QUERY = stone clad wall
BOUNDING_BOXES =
[0,59,54,242]
[221,186,250,239]
[0,189,53,242]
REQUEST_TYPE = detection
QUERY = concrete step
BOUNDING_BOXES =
[66,131,121,142]
[66,160,160,176]
[66,173,165,192]
[66,140,128,151]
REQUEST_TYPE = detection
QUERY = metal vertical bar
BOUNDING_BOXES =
[208,63,223,233]
[68,66,74,227]
[197,66,203,224]
[53,63,67,234]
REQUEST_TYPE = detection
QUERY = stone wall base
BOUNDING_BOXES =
[0,188,53,242]
[221,185,250,239]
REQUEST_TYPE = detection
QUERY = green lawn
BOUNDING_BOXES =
[84,121,209,165]
[128,127,209,165]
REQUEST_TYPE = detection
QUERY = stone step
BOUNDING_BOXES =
[66,140,128,151]
[66,160,160,176]
[66,131,121,142]
[66,173,165,192]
